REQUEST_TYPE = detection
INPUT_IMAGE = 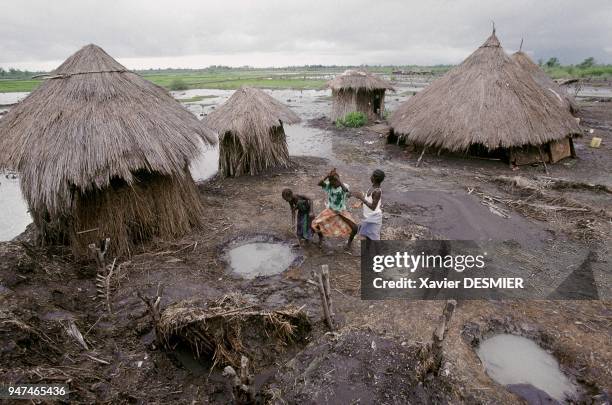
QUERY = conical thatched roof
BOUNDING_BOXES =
[326,70,394,91]
[205,86,301,176]
[390,32,581,152]
[0,44,216,217]
[205,86,301,139]
[512,50,578,113]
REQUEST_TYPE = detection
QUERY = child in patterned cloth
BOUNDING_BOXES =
[312,169,358,249]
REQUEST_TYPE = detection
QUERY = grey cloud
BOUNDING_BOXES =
[1,0,610,69]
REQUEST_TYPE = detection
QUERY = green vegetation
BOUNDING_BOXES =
[336,111,368,128]
[541,56,612,79]
[175,95,217,103]
[0,59,610,93]
[169,78,188,91]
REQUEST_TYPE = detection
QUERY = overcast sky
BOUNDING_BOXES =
[1,0,611,70]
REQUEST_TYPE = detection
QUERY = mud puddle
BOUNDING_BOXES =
[227,242,297,279]
[0,172,31,241]
[477,334,578,403]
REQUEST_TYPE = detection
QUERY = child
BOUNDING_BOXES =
[311,169,358,249]
[353,169,385,240]
[282,188,314,244]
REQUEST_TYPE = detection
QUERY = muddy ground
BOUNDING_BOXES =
[1,91,611,404]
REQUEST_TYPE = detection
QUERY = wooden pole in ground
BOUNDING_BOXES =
[433,299,457,348]
[321,265,333,316]
[312,269,333,330]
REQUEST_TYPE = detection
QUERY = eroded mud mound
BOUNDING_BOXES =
[268,330,457,404]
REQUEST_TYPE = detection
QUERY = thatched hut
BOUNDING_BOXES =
[389,31,582,165]
[0,44,217,256]
[205,86,300,177]
[512,49,578,113]
[327,70,394,122]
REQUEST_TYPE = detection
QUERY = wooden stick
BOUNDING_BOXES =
[321,265,333,316]
[538,147,550,175]
[315,271,333,330]
[416,147,427,167]
[433,300,457,347]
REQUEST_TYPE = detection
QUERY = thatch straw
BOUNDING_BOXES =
[326,69,394,91]
[0,44,216,255]
[390,32,582,152]
[327,70,394,122]
[205,86,300,176]
[157,294,310,369]
[512,50,578,113]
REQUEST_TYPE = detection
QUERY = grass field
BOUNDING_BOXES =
[543,65,612,78]
[0,69,332,93]
[0,64,610,93]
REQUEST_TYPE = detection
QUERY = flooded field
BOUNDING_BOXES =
[0,173,31,241]
[477,334,578,402]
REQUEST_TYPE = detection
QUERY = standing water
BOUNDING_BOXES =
[0,173,31,241]
[227,242,297,279]
[477,334,578,402]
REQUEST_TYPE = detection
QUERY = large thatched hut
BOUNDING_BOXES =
[205,86,300,177]
[389,31,582,165]
[327,70,394,122]
[512,49,578,113]
[0,44,216,256]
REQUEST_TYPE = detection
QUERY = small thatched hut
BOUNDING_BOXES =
[205,86,301,177]
[389,31,582,165]
[512,49,578,113]
[327,70,394,122]
[0,44,216,256]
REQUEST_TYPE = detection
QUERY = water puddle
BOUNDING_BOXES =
[189,139,219,182]
[286,124,334,158]
[477,334,578,402]
[0,173,32,241]
[227,242,297,279]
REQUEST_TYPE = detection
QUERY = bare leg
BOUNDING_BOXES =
[337,215,358,250]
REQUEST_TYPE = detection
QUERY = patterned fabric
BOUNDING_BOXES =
[295,198,313,240]
[312,208,357,238]
[322,180,349,211]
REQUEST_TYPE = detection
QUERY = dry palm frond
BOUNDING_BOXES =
[390,31,582,152]
[157,294,310,369]
[205,86,300,177]
[0,44,215,256]
[512,50,578,113]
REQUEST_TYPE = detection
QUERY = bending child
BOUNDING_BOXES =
[282,188,314,245]
[311,169,358,250]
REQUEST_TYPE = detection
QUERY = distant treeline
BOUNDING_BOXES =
[0,67,46,80]
[0,64,455,79]
[1,59,610,81]
[539,57,612,78]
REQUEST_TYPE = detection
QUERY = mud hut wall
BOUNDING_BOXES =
[219,125,290,177]
[32,170,203,257]
[331,89,385,121]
